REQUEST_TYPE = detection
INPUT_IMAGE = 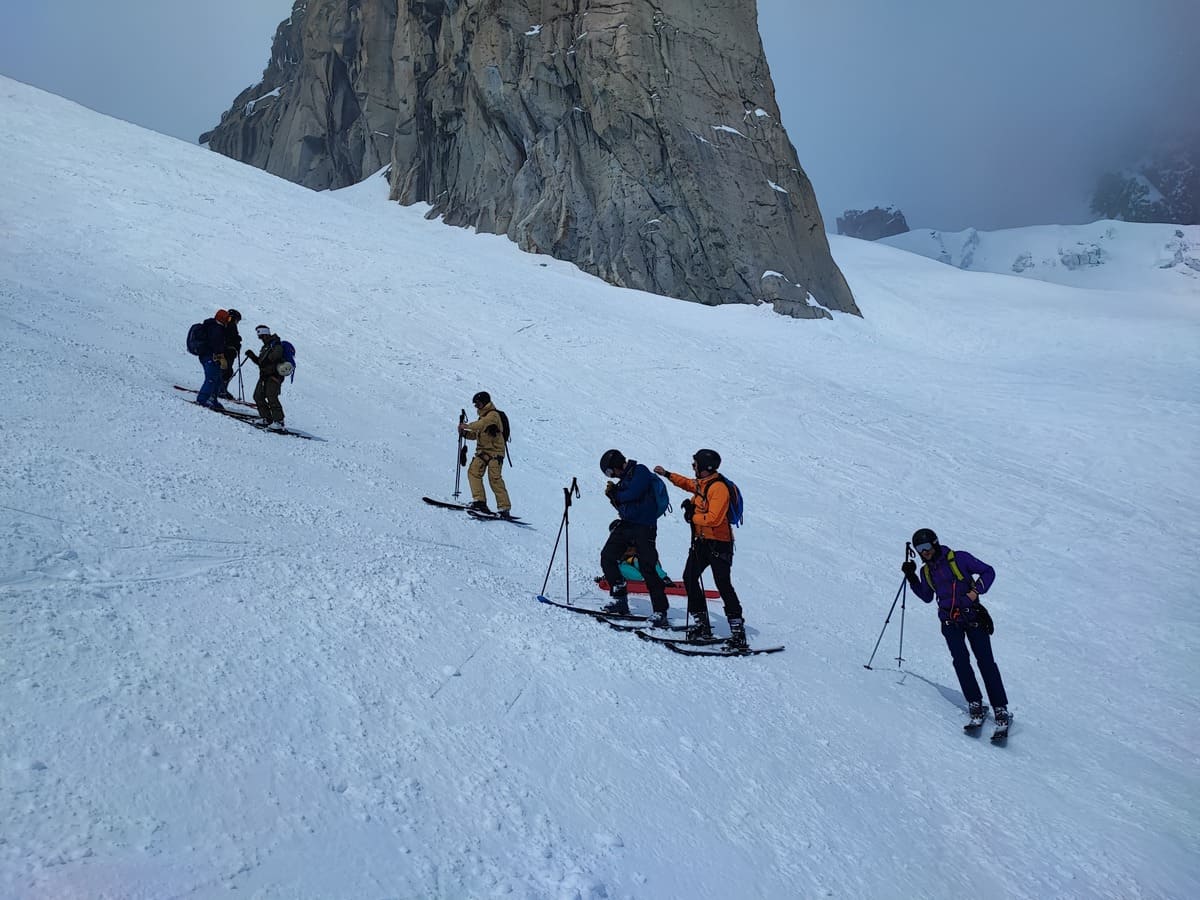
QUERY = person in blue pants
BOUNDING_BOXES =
[195,309,232,409]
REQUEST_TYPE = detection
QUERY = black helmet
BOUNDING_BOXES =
[471,391,491,406]
[693,448,721,473]
[226,308,242,323]
[912,528,939,549]
[600,449,626,477]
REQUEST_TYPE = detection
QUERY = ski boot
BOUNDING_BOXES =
[645,610,669,629]
[602,582,629,615]
[685,612,713,642]
[991,707,1012,743]
[725,618,748,651]
[964,700,988,732]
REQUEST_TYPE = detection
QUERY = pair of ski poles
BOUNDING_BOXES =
[863,542,915,670]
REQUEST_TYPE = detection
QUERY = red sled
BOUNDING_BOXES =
[595,578,721,600]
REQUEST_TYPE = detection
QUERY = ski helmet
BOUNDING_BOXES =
[692,448,722,473]
[226,308,242,323]
[600,449,626,477]
[472,391,491,406]
[912,528,939,550]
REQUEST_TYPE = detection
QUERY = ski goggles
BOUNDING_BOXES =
[914,542,935,553]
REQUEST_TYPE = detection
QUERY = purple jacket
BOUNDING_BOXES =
[909,546,995,623]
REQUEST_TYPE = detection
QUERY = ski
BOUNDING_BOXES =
[991,713,1012,744]
[535,594,650,622]
[186,398,324,440]
[422,496,475,511]
[964,706,989,734]
[653,640,785,657]
[604,619,689,633]
[633,628,725,646]
[173,384,256,409]
[466,509,530,527]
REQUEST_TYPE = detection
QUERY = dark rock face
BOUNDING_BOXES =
[836,207,910,241]
[203,0,859,318]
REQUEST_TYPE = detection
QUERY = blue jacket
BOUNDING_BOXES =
[909,546,995,623]
[611,461,660,526]
[200,318,229,363]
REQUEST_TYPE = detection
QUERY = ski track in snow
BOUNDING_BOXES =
[1,77,1198,899]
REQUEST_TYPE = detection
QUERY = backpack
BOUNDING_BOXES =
[700,474,744,527]
[186,321,209,356]
[278,340,296,381]
[483,410,511,442]
[651,474,672,518]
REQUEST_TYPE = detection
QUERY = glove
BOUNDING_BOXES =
[245,349,256,361]
[604,481,617,498]
[901,560,917,577]
[681,498,694,522]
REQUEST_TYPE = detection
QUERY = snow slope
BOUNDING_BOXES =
[1,76,1198,899]
[881,220,1200,293]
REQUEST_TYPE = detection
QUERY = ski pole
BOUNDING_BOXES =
[453,409,467,499]
[864,544,915,670]
[895,552,911,668]
[538,478,580,603]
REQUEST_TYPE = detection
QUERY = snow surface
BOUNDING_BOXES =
[1,76,1198,899]
[882,221,1200,293]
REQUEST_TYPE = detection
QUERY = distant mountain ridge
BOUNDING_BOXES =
[881,221,1200,293]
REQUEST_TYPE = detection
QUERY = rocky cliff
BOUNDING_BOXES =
[202,0,859,318]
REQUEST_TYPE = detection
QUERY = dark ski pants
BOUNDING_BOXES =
[601,522,669,613]
[683,538,742,621]
[942,622,1008,708]
[196,357,224,406]
[254,376,285,424]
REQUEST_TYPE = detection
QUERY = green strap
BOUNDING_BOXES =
[923,549,966,590]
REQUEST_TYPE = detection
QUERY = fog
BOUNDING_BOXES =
[2,0,1196,230]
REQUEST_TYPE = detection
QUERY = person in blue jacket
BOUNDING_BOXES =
[194,309,232,410]
[903,528,1010,729]
[598,449,670,626]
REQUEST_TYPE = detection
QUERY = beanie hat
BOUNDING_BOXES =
[255,325,271,337]
[214,309,230,325]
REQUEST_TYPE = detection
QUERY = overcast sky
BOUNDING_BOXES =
[1,0,1196,231]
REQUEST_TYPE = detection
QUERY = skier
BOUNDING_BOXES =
[194,308,232,410]
[599,449,670,627]
[902,528,1011,735]
[654,449,747,648]
[217,308,243,400]
[457,391,512,518]
[244,325,287,431]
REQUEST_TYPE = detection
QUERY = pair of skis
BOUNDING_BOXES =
[535,595,784,657]
[177,386,324,441]
[964,706,1012,744]
[421,496,532,528]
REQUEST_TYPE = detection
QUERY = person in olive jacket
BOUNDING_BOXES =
[458,391,511,516]
[244,325,287,431]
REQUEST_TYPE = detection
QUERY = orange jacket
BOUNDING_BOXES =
[666,471,733,542]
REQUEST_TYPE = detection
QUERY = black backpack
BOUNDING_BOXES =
[186,321,209,356]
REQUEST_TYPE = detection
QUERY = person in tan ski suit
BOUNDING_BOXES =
[244,325,287,431]
[457,391,512,517]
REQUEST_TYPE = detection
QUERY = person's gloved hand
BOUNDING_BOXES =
[604,481,617,498]
[681,498,695,522]
[901,560,917,577]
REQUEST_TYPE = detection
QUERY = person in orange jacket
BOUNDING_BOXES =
[654,449,746,648]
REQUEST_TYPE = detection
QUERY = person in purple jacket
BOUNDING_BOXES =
[903,528,1011,730]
